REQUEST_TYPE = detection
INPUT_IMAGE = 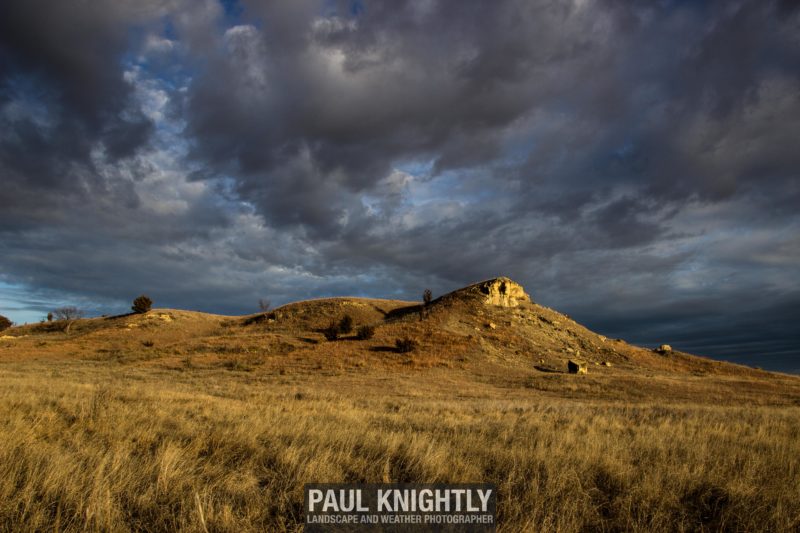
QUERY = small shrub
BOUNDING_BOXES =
[420,289,433,320]
[222,359,253,372]
[323,320,340,341]
[142,340,155,348]
[356,325,375,340]
[423,289,432,306]
[132,295,153,314]
[46,312,53,322]
[0,315,11,332]
[395,337,417,353]
[339,314,354,335]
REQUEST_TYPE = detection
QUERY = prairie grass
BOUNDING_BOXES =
[0,362,798,532]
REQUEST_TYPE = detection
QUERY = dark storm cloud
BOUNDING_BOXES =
[181,0,800,235]
[0,0,171,232]
[0,0,798,369]
[0,1,158,163]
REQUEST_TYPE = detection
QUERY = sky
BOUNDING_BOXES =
[1,0,798,372]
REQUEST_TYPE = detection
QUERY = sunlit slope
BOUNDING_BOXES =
[2,277,798,403]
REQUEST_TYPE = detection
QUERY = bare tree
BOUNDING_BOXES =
[259,299,271,313]
[53,307,84,321]
[52,306,85,333]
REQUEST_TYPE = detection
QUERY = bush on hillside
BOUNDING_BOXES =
[356,325,375,340]
[132,295,153,314]
[323,320,340,341]
[0,315,12,332]
[395,337,417,353]
[338,314,354,335]
[420,289,433,320]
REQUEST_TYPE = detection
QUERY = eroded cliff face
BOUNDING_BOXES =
[476,277,530,307]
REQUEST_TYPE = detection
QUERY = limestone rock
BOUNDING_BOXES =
[567,359,588,374]
[655,344,672,355]
[476,277,530,307]
[602,361,612,367]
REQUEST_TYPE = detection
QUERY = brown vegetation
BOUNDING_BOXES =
[0,278,798,531]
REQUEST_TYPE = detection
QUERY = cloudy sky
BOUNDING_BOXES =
[1,0,798,371]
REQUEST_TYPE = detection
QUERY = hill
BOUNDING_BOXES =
[1,278,799,531]
[2,277,797,403]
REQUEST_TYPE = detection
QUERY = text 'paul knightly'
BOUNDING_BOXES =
[307,487,493,513]
[303,482,497,532]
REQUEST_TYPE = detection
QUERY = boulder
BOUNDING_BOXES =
[655,344,672,355]
[567,359,588,374]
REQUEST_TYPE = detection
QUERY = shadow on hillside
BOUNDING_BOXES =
[104,312,135,320]
[383,304,422,321]
[369,346,401,354]
[534,365,564,374]
[307,331,368,342]
[242,312,274,326]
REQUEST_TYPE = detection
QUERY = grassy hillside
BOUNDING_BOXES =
[1,278,799,531]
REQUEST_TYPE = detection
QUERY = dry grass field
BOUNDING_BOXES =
[1,279,799,531]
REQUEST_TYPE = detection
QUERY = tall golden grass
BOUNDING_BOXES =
[0,362,798,532]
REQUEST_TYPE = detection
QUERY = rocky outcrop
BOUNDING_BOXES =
[476,277,530,307]
[655,344,672,355]
[568,359,588,374]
